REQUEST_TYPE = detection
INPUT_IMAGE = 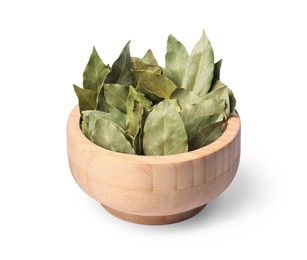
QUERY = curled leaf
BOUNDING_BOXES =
[126,86,152,137]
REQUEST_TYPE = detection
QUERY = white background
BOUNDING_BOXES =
[1,0,306,259]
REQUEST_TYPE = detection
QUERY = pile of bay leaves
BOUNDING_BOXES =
[73,31,236,156]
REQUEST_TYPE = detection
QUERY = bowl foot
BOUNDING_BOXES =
[102,204,206,225]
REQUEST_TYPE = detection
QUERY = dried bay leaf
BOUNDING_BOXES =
[82,107,127,132]
[188,121,225,151]
[81,117,90,139]
[202,81,230,116]
[74,84,97,112]
[142,49,158,65]
[128,86,152,110]
[126,86,152,137]
[206,80,238,117]
[143,100,188,156]
[165,35,189,87]
[126,100,143,137]
[171,88,200,109]
[131,109,149,155]
[179,99,226,141]
[167,99,181,112]
[183,112,224,141]
[91,118,135,155]
[180,99,226,121]
[135,80,162,103]
[134,70,177,100]
[106,41,135,86]
[132,59,162,74]
[213,59,222,81]
[228,88,237,115]
[83,47,111,93]
[181,30,214,96]
[104,84,129,113]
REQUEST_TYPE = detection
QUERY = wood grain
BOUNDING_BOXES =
[67,105,241,224]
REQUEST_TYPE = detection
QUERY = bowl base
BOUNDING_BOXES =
[102,204,206,225]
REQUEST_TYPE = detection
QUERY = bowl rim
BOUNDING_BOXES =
[67,105,241,164]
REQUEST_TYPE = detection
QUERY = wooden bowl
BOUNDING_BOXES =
[67,105,241,224]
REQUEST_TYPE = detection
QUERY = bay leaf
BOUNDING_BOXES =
[202,80,230,116]
[82,107,127,132]
[179,99,226,140]
[134,70,177,100]
[165,34,189,87]
[181,30,214,96]
[126,86,147,137]
[73,84,97,112]
[167,99,181,112]
[171,88,200,109]
[104,83,129,113]
[213,59,222,80]
[83,47,111,93]
[210,79,236,116]
[142,49,158,65]
[180,99,226,120]
[96,92,109,112]
[182,112,224,140]
[81,117,90,139]
[91,118,135,154]
[188,121,225,151]
[135,80,162,103]
[143,100,188,156]
[132,60,162,74]
[127,86,152,110]
[228,88,237,115]
[105,41,135,86]
[131,110,149,155]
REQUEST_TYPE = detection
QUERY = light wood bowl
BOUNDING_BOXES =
[67,105,241,224]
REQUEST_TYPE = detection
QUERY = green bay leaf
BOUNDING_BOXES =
[104,83,129,113]
[180,99,226,122]
[143,100,188,156]
[165,34,189,87]
[91,118,135,154]
[181,30,214,96]
[228,88,237,115]
[171,88,200,109]
[74,84,97,112]
[132,59,162,74]
[134,70,177,100]
[213,59,222,81]
[188,121,225,151]
[83,47,110,93]
[142,49,158,65]
[202,80,230,115]
[106,41,135,86]
[126,86,151,137]
[82,107,127,132]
